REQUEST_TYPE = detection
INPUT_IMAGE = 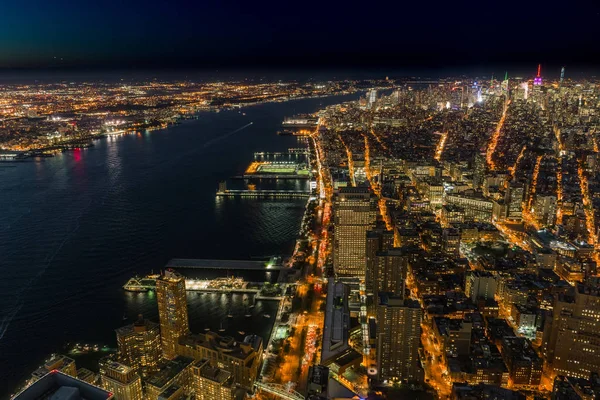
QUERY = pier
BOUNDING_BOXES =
[253,148,308,160]
[232,174,310,180]
[216,189,310,198]
[167,258,286,271]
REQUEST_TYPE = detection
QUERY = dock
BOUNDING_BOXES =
[232,174,311,180]
[216,189,310,198]
[167,258,286,271]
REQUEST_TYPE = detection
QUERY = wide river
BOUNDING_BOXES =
[0,92,360,396]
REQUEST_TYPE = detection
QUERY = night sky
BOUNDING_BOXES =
[1,0,600,71]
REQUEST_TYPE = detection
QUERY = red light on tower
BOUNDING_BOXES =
[534,64,542,86]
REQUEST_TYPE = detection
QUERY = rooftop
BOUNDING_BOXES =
[13,371,112,400]
[146,356,194,389]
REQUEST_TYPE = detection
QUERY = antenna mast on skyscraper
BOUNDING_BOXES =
[534,64,543,86]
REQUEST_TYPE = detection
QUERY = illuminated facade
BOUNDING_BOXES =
[366,227,394,295]
[31,355,77,382]
[156,270,189,360]
[116,315,161,376]
[192,359,236,400]
[442,227,461,257]
[377,296,423,383]
[533,194,557,227]
[374,249,407,297]
[465,271,497,302]
[333,187,377,279]
[505,182,524,221]
[546,284,600,379]
[145,356,194,400]
[99,358,143,400]
[500,337,542,389]
[446,193,493,222]
[176,332,262,389]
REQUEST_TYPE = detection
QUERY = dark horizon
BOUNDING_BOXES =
[0,63,598,85]
[2,0,599,72]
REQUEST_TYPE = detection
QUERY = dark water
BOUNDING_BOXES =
[0,92,360,397]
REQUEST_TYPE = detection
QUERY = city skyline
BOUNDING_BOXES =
[3,2,600,396]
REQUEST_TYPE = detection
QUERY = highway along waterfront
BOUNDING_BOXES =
[0,91,361,397]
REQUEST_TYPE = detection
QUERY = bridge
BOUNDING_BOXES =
[254,382,304,400]
[216,189,310,198]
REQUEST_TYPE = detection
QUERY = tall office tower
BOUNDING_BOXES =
[366,226,395,294]
[442,227,461,257]
[533,195,557,227]
[157,270,190,360]
[546,284,600,379]
[377,295,423,383]
[99,358,143,400]
[533,64,543,86]
[192,359,237,400]
[465,271,497,302]
[473,151,487,190]
[333,187,377,280]
[505,182,524,221]
[501,72,510,96]
[116,315,162,376]
[321,280,352,365]
[368,89,378,108]
[560,66,565,87]
[374,249,407,298]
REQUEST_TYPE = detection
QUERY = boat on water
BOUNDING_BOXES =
[238,331,245,335]
[263,314,271,318]
[122,274,159,292]
[245,314,252,318]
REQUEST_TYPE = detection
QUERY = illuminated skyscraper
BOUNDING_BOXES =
[501,72,510,96]
[560,66,565,86]
[366,226,395,295]
[157,270,189,360]
[377,295,423,383]
[533,195,557,227]
[368,89,377,108]
[333,187,377,280]
[373,249,407,298]
[505,182,524,221]
[533,64,543,86]
[116,315,162,376]
[99,358,143,400]
[545,284,600,379]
